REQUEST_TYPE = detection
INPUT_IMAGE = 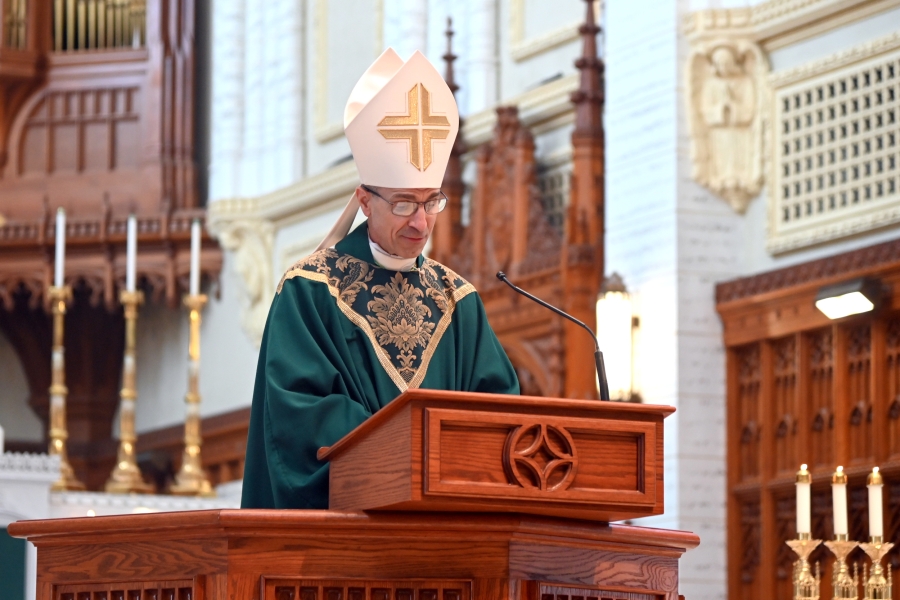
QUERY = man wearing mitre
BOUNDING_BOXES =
[241,49,520,509]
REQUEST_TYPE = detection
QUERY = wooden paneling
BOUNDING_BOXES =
[717,238,900,599]
[10,509,698,600]
[321,390,670,522]
[263,579,471,600]
[135,405,250,489]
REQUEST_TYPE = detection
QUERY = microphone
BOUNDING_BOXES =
[496,272,610,401]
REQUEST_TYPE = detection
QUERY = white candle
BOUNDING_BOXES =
[126,214,137,292]
[54,208,66,288]
[189,219,201,296]
[868,467,884,539]
[832,466,848,537]
[797,464,811,536]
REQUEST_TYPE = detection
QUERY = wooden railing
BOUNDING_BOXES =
[52,0,145,52]
[2,0,27,49]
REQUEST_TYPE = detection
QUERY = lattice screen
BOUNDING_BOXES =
[538,162,571,233]
[768,36,900,253]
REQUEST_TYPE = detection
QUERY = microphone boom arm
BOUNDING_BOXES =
[496,271,610,401]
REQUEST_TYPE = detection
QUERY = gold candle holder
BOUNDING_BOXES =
[825,536,860,599]
[861,537,893,600]
[170,294,214,497]
[105,289,153,494]
[47,286,85,492]
[787,534,822,600]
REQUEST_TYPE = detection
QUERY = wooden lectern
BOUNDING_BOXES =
[10,390,698,600]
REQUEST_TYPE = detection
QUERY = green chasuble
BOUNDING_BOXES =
[241,221,520,509]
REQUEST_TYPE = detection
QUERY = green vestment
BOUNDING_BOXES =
[241,221,520,509]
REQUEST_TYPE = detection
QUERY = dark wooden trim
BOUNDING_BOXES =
[136,406,251,452]
[716,237,900,305]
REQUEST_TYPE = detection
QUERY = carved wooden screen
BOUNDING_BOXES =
[717,238,900,599]
[0,0,221,490]
[432,2,604,400]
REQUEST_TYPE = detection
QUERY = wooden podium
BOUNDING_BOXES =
[10,390,699,600]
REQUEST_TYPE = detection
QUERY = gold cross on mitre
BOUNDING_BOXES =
[377,83,450,171]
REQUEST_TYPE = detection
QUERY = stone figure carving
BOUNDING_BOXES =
[687,41,766,213]
[207,218,274,347]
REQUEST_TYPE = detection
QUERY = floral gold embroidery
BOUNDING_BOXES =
[367,273,436,382]
[277,249,476,391]
[277,249,337,293]
[332,255,373,304]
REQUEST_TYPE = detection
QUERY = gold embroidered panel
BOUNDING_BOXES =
[278,250,475,391]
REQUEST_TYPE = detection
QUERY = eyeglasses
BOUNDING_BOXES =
[362,185,448,217]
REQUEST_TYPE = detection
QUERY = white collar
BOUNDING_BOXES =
[368,235,417,271]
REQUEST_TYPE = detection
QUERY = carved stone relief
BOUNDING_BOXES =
[686,39,767,213]
[208,218,274,347]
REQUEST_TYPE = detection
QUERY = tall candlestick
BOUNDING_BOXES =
[833,465,848,537]
[796,464,811,537]
[126,214,137,292]
[189,219,201,296]
[47,285,84,492]
[105,289,153,494]
[868,467,884,539]
[170,293,214,497]
[54,208,66,288]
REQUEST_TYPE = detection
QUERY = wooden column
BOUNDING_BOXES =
[562,0,604,400]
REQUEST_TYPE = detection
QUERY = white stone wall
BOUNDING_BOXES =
[607,1,900,598]
[0,331,42,443]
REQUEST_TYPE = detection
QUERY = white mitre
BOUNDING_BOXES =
[316,48,460,251]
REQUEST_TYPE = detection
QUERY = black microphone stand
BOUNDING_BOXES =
[497,272,610,401]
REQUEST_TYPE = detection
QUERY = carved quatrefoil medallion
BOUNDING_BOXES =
[502,423,578,492]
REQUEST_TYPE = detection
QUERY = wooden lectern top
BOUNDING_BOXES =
[318,389,674,523]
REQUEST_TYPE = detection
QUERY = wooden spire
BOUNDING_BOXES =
[571,0,604,139]
[561,0,605,399]
[435,17,466,266]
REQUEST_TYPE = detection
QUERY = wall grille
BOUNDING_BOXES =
[769,36,900,253]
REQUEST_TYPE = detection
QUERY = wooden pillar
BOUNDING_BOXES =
[872,317,888,463]
[758,341,777,599]
[435,18,465,268]
[833,323,849,467]
[561,0,604,399]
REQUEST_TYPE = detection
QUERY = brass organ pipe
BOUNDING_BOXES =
[76,0,84,50]
[54,0,63,50]
[18,0,26,48]
[115,1,121,47]
[65,0,74,50]
[96,0,104,48]
[87,0,95,48]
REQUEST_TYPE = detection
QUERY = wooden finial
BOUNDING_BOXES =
[571,0,603,136]
[443,17,459,96]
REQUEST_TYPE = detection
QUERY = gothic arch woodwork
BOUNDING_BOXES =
[718,237,900,599]
[433,0,604,400]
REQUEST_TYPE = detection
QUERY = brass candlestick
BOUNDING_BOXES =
[787,535,822,600]
[825,536,860,599]
[170,294,214,497]
[105,289,153,494]
[47,286,85,491]
[861,537,894,600]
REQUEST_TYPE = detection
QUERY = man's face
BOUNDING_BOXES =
[358,185,440,259]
